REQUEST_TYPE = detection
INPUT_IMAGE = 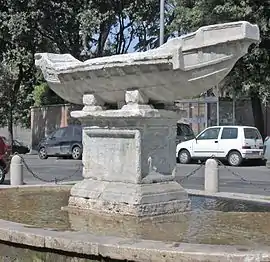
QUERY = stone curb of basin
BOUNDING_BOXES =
[186,189,270,204]
[0,218,270,262]
[1,184,270,261]
[3,182,270,204]
[2,182,270,204]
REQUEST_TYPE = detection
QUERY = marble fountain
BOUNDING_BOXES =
[0,21,269,261]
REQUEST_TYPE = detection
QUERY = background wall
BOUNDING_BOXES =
[0,98,268,153]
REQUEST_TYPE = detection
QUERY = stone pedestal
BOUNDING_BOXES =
[68,91,190,217]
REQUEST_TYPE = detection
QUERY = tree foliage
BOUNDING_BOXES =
[0,0,269,137]
[32,83,65,107]
[0,0,39,140]
[170,0,270,136]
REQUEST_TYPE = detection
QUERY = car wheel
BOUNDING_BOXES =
[72,146,82,160]
[38,147,48,160]
[227,151,242,166]
[0,165,5,184]
[178,149,191,164]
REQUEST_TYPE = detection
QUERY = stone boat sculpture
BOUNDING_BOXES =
[35,21,259,217]
[35,21,259,106]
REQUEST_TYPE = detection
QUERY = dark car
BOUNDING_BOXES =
[12,140,30,154]
[176,122,195,145]
[38,125,82,160]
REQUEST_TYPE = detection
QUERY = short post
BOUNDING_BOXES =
[266,159,270,169]
[10,155,24,186]
[204,158,219,193]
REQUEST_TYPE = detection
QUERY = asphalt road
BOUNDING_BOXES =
[175,162,270,196]
[3,155,270,196]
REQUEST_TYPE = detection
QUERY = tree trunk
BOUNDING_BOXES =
[250,91,265,139]
[7,108,13,150]
[7,63,23,149]
[96,22,111,57]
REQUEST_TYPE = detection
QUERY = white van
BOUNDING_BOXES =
[176,126,263,166]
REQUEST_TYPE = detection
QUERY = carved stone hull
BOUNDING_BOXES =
[35,21,259,105]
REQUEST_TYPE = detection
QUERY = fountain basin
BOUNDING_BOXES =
[0,185,270,261]
[35,21,259,105]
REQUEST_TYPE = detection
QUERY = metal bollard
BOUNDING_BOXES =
[10,155,24,186]
[204,158,219,193]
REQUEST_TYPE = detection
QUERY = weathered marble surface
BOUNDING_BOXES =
[35,21,260,217]
[35,21,259,105]
[67,90,191,216]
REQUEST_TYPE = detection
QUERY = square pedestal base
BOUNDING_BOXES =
[68,106,191,217]
[68,179,191,217]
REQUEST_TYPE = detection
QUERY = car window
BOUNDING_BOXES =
[13,140,22,146]
[52,128,67,138]
[1,137,8,144]
[244,128,262,139]
[74,126,82,136]
[221,128,238,139]
[64,127,73,137]
[176,124,182,136]
[197,128,221,140]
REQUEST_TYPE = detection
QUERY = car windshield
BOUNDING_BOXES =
[13,140,23,146]
[177,124,194,136]
[0,137,8,144]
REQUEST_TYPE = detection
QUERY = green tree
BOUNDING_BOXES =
[32,0,164,104]
[0,0,39,142]
[78,0,162,56]
[34,0,84,58]
[32,83,65,106]
[170,0,270,136]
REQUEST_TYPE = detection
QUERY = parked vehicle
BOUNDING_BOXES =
[38,125,83,160]
[0,136,11,184]
[0,137,29,154]
[176,122,195,144]
[0,136,11,155]
[12,140,30,154]
[176,126,263,166]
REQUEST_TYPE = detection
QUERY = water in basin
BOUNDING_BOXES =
[0,186,270,247]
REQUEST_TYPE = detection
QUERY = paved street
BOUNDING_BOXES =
[3,155,270,195]
[175,162,270,196]
[4,155,83,185]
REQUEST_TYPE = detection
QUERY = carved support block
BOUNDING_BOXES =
[68,110,191,217]
[82,94,104,111]
[81,119,176,183]
[125,90,149,105]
